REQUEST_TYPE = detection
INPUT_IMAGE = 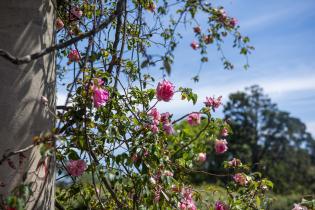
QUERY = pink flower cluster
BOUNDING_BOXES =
[56,18,64,30]
[178,188,197,210]
[187,112,201,126]
[233,173,248,186]
[67,159,87,177]
[148,109,174,135]
[198,152,207,163]
[68,49,80,63]
[215,139,228,154]
[215,201,229,210]
[204,96,222,111]
[92,79,109,108]
[220,127,228,137]
[217,8,238,28]
[228,158,241,167]
[229,18,238,28]
[156,80,175,102]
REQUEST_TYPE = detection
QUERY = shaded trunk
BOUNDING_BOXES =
[0,0,55,209]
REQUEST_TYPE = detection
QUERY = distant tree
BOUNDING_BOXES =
[224,85,315,193]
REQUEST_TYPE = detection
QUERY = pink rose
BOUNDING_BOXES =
[68,49,80,63]
[160,112,171,124]
[178,188,197,210]
[198,153,207,163]
[149,108,161,122]
[67,160,87,177]
[233,173,248,186]
[56,18,64,30]
[204,96,222,110]
[149,124,159,134]
[228,158,241,167]
[70,7,83,20]
[193,26,201,34]
[218,8,227,21]
[163,123,174,135]
[215,139,228,154]
[190,41,199,50]
[187,112,201,126]
[93,87,109,108]
[220,128,228,137]
[156,80,175,102]
[203,35,213,44]
[215,201,229,210]
[229,18,238,28]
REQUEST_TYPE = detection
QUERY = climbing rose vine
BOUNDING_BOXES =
[0,0,278,209]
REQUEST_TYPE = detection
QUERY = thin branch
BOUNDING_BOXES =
[0,0,124,65]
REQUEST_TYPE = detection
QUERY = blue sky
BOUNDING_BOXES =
[57,0,315,134]
[153,0,315,135]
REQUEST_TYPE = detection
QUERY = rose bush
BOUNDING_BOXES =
[0,1,277,209]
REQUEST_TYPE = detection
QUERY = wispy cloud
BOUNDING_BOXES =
[155,73,315,117]
[240,2,314,30]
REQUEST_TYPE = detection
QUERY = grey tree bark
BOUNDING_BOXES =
[0,0,56,209]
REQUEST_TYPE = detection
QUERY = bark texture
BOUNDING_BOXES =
[0,0,55,209]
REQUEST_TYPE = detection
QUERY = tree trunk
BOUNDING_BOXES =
[0,0,55,209]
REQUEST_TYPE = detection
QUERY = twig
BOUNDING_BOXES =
[0,0,123,65]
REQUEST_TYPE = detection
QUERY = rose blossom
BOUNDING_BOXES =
[204,96,222,110]
[220,127,228,137]
[156,80,175,102]
[198,153,207,163]
[187,112,201,126]
[148,108,161,123]
[203,35,213,44]
[163,123,174,135]
[68,49,80,63]
[193,26,201,34]
[215,200,229,210]
[190,41,199,50]
[292,204,308,210]
[229,18,238,28]
[178,188,197,210]
[233,173,248,186]
[218,8,227,21]
[67,160,87,177]
[92,80,109,108]
[160,112,171,124]
[228,158,241,167]
[149,124,159,134]
[55,18,64,30]
[215,139,228,154]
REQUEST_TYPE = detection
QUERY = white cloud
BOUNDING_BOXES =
[306,121,315,136]
[154,74,315,116]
